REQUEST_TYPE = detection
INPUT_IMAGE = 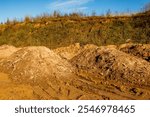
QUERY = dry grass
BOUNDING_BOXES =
[0,11,150,49]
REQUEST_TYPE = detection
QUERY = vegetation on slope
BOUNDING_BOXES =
[0,10,150,49]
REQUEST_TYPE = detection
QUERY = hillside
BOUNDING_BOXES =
[0,11,150,49]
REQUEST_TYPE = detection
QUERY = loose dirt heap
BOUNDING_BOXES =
[119,44,150,62]
[0,46,74,84]
[54,43,98,60]
[71,46,150,86]
[0,44,150,100]
[0,45,19,59]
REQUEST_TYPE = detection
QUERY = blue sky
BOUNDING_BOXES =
[0,0,150,22]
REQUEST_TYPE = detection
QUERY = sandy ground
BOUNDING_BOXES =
[0,44,150,100]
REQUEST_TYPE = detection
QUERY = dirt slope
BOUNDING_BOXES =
[119,44,150,62]
[0,72,36,99]
[0,46,101,99]
[0,46,74,84]
[0,45,19,59]
[54,43,98,60]
[71,46,150,86]
[0,44,150,100]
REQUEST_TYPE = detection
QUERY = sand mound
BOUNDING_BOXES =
[54,43,98,60]
[0,46,105,100]
[0,45,19,59]
[119,44,150,62]
[0,46,74,84]
[0,44,150,100]
[54,43,81,60]
[71,46,150,86]
[0,46,103,100]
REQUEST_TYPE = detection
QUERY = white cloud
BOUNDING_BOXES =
[77,7,88,10]
[47,0,94,13]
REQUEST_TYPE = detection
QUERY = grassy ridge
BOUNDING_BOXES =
[0,11,150,49]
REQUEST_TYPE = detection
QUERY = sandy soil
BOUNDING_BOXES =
[0,44,150,100]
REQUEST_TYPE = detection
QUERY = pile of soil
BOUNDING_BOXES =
[0,44,150,100]
[119,44,150,62]
[54,43,81,60]
[0,46,74,84]
[54,43,98,60]
[0,45,19,59]
[0,46,101,99]
[71,46,150,86]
